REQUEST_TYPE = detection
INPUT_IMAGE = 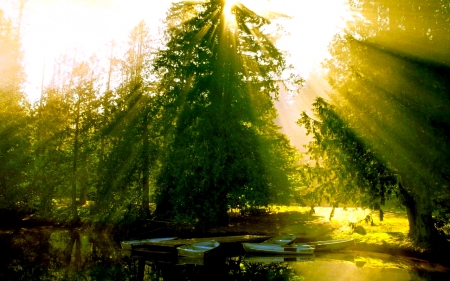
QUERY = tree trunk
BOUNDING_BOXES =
[71,99,80,221]
[79,174,87,206]
[399,178,438,244]
[398,181,417,237]
[100,42,114,163]
[329,205,336,221]
[414,196,438,244]
[141,109,151,219]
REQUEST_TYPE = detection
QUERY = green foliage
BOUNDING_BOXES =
[298,97,398,210]
[0,9,31,218]
[0,4,299,227]
[29,55,102,220]
[153,0,297,225]
[30,89,72,215]
[95,21,158,221]
[0,113,32,217]
[321,0,450,242]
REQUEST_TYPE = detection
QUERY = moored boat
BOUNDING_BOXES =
[297,238,355,251]
[121,237,178,250]
[177,240,220,258]
[242,243,315,255]
[261,234,296,245]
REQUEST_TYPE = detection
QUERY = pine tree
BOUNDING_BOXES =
[153,0,298,225]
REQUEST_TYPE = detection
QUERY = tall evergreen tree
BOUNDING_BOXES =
[95,21,157,221]
[153,0,297,225]
[32,84,72,216]
[67,58,101,219]
[32,54,101,220]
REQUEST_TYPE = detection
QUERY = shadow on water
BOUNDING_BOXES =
[1,228,449,280]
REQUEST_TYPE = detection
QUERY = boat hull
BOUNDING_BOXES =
[262,234,296,245]
[298,239,355,251]
[121,237,178,250]
[242,243,315,255]
[177,240,220,258]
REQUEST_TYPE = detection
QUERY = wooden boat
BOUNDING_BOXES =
[121,237,178,250]
[296,238,355,251]
[177,240,220,258]
[242,243,314,255]
[261,234,296,245]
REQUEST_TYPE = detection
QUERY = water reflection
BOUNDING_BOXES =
[133,256,302,281]
[1,228,449,280]
[0,228,131,280]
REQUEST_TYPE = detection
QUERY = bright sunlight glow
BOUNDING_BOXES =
[0,0,350,116]
[223,0,239,28]
[223,0,238,14]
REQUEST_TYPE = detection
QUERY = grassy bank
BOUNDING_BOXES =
[207,206,450,266]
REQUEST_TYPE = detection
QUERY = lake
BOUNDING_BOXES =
[1,227,449,280]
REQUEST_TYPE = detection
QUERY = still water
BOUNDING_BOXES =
[1,227,449,280]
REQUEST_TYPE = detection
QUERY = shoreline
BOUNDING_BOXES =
[2,206,450,267]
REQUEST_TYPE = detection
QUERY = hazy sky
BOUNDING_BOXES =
[0,0,349,102]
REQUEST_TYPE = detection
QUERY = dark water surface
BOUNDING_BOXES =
[1,227,449,280]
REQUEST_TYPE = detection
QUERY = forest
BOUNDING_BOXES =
[1,0,450,250]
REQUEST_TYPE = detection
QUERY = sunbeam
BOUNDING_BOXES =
[223,0,238,16]
[0,0,350,103]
